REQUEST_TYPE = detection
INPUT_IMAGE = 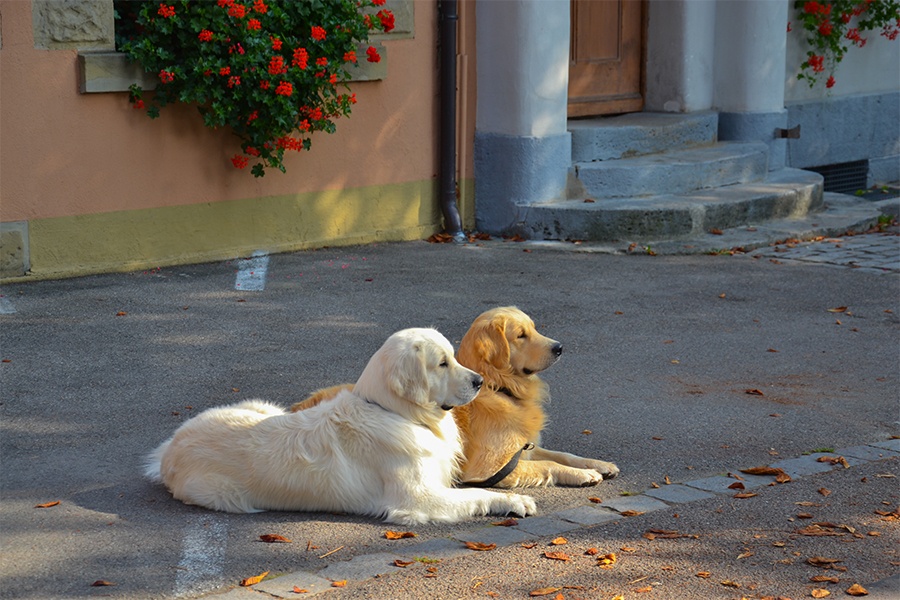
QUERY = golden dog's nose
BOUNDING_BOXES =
[551,343,563,357]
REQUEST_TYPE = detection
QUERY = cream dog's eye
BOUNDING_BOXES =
[439,359,449,367]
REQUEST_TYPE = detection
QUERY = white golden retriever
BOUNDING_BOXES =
[145,328,537,524]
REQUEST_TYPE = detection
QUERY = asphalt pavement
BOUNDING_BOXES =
[1,231,898,600]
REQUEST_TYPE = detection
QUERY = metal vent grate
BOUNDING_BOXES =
[807,160,869,194]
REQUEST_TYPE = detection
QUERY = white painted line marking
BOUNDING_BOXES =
[234,252,269,292]
[174,515,228,598]
[0,297,16,315]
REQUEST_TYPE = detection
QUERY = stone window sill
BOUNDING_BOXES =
[79,44,387,93]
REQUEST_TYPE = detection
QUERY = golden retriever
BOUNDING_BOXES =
[292,307,619,488]
[145,328,537,524]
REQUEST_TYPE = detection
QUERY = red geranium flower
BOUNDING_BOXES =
[292,47,308,69]
[366,46,381,63]
[377,9,395,33]
[311,26,326,41]
[275,81,293,96]
[198,29,214,42]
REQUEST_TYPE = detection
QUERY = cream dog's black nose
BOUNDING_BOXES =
[472,374,483,391]
[551,343,563,357]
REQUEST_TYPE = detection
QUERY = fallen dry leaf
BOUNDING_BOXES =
[427,233,455,244]
[393,559,414,568]
[642,529,696,540]
[464,541,496,551]
[90,580,115,587]
[521,542,538,549]
[259,534,292,543]
[696,571,711,578]
[720,579,741,588]
[745,388,765,396]
[620,510,645,517]
[588,497,603,503]
[796,524,844,537]
[544,551,570,561]
[596,553,617,568]
[549,537,568,545]
[737,551,754,560]
[797,512,814,519]
[808,557,842,569]
[115,311,128,317]
[292,585,308,593]
[529,588,562,597]
[728,482,746,490]
[817,456,851,469]
[240,571,269,587]
[733,492,758,499]
[492,518,518,527]
[620,546,637,553]
[827,306,848,313]
[584,547,599,555]
[819,487,832,496]
[741,465,792,483]
[34,501,60,509]
[384,530,417,540]
[331,580,347,588]
[811,589,831,598]
[634,585,653,593]
[810,575,840,583]
[845,583,868,596]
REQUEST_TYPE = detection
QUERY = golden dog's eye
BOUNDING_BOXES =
[518,331,528,339]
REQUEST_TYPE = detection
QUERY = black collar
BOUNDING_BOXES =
[464,442,535,488]
[494,386,518,400]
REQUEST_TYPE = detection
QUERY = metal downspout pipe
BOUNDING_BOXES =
[439,0,465,242]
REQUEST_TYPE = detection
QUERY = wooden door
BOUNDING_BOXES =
[568,0,644,117]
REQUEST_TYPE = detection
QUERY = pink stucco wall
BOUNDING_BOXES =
[0,1,439,222]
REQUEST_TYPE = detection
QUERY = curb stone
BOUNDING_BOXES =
[212,440,899,599]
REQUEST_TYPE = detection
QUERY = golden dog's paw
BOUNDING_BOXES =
[557,467,604,487]
[581,460,619,480]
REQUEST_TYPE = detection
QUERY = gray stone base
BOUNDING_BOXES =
[786,91,900,170]
[869,154,900,186]
[719,109,787,170]
[474,131,571,235]
[0,222,29,278]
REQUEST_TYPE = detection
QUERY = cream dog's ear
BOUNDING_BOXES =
[388,342,429,406]
[459,316,510,371]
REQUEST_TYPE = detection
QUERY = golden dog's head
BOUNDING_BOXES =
[457,306,562,390]
[354,328,483,422]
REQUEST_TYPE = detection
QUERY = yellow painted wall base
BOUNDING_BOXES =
[9,180,447,282]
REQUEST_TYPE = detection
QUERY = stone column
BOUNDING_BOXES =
[474,0,571,235]
[714,0,790,170]
[644,0,717,113]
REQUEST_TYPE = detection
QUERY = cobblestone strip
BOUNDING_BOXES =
[751,232,900,274]
[207,439,899,599]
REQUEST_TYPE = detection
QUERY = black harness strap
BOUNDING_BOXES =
[465,442,535,488]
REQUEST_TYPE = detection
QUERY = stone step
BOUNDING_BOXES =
[570,142,769,200]
[524,168,824,242]
[513,192,883,256]
[568,111,719,163]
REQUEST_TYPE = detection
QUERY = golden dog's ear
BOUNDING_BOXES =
[459,316,510,371]
[387,343,429,406]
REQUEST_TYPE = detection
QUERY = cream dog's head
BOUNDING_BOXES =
[353,328,483,423]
